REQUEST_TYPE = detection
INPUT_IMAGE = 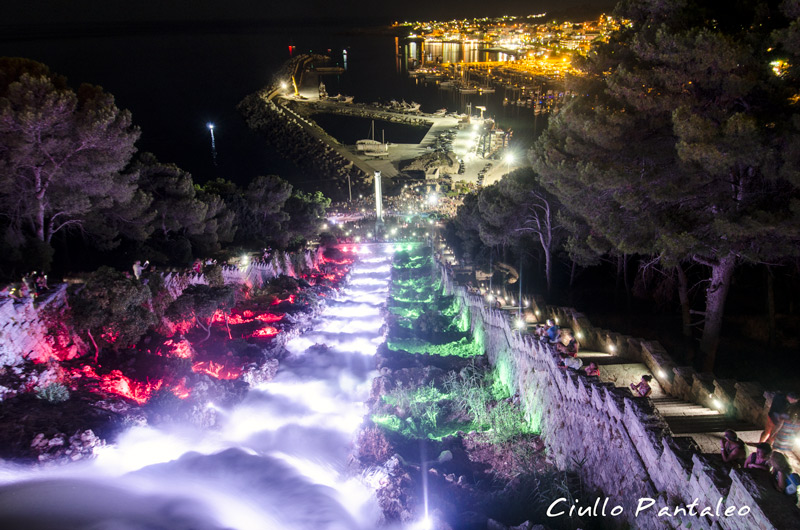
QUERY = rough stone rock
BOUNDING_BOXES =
[243,359,279,386]
[34,429,104,464]
[370,375,394,403]
[437,450,453,463]
[356,425,393,465]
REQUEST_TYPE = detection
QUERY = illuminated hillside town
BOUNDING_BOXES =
[1,1,800,529]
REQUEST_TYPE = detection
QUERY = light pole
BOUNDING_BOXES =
[207,123,217,166]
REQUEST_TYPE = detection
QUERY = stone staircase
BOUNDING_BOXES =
[576,350,762,454]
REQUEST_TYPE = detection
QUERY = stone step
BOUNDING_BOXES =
[666,416,756,435]
[576,352,632,366]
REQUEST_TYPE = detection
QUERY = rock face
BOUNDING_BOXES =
[243,359,279,386]
[31,429,104,464]
[401,151,459,174]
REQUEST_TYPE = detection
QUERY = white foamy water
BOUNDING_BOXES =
[0,244,398,530]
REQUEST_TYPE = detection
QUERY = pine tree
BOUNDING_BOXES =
[532,0,800,369]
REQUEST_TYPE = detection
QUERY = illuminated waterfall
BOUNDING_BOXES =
[0,245,398,530]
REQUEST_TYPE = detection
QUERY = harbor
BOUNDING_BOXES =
[275,80,525,188]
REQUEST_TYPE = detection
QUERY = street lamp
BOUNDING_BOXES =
[207,123,217,166]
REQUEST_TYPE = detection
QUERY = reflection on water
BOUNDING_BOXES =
[0,245,396,530]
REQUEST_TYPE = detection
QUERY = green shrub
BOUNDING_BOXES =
[35,382,70,403]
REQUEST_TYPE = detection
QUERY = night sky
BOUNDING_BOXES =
[6,0,612,28]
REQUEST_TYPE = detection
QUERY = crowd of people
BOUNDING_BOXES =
[0,271,49,302]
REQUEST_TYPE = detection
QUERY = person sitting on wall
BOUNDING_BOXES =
[769,452,799,497]
[630,375,653,398]
[558,356,583,371]
[556,330,579,357]
[720,430,747,467]
[544,319,560,343]
[744,442,772,471]
[584,362,600,377]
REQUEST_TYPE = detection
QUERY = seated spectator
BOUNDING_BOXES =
[544,319,560,343]
[769,452,798,496]
[558,356,583,371]
[630,375,653,398]
[720,430,746,467]
[556,330,580,357]
[584,362,600,377]
[761,392,798,443]
[744,442,772,471]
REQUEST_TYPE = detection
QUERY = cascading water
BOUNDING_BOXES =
[0,245,398,530]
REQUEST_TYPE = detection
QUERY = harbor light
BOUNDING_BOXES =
[207,123,214,130]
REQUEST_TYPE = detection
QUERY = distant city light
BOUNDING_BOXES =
[207,123,214,130]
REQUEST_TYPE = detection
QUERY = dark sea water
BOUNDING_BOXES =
[2,25,547,190]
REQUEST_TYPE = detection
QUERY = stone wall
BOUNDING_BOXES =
[0,285,82,367]
[441,267,800,530]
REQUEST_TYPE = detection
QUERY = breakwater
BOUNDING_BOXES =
[238,90,372,200]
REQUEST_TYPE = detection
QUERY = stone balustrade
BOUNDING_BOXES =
[441,264,800,529]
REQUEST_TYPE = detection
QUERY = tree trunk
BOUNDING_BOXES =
[676,262,694,363]
[570,259,577,287]
[36,198,46,241]
[87,329,100,364]
[623,253,632,316]
[542,240,552,297]
[197,319,212,343]
[225,313,232,340]
[766,265,776,348]
[676,264,691,339]
[699,254,736,372]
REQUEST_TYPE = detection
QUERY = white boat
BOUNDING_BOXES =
[357,121,391,156]
[433,108,447,117]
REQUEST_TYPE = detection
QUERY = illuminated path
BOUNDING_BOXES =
[0,245,396,530]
